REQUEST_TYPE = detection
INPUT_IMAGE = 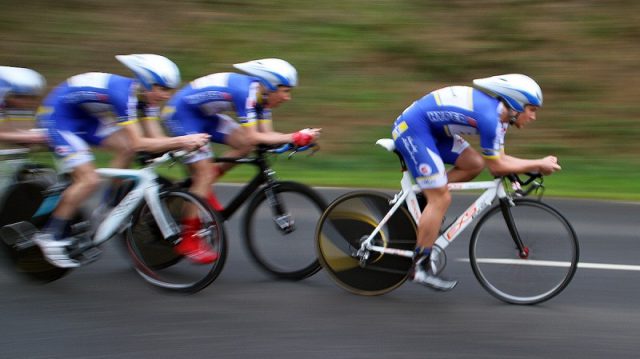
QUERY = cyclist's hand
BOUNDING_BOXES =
[539,156,561,175]
[292,128,322,147]
[181,133,210,151]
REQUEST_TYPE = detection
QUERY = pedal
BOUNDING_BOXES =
[274,214,295,233]
[77,246,102,264]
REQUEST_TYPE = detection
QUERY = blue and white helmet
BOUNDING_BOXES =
[473,74,543,112]
[115,54,181,90]
[233,58,298,91]
[0,66,46,96]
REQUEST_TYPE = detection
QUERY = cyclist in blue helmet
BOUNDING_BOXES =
[162,58,321,264]
[0,66,48,144]
[33,54,210,268]
[391,74,560,291]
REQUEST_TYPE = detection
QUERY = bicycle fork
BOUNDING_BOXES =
[498,198,530,259]
[264,184,295,233]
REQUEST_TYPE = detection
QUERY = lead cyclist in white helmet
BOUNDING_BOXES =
[33,54,210,268]
[0,66,48,144]
[162,58,321,263]
[390,74,560,291]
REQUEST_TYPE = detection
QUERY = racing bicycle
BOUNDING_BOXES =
[315,139,579,305]
[161,143,327,280]
[0,150,226,293]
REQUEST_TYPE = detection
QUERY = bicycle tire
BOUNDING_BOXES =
[243,181,326,280]
[125,189,227,293]
[469,198,579,305]
[315,191,417,296]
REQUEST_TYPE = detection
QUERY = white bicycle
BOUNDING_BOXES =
[0,150,227,293]
[316,139,579,305]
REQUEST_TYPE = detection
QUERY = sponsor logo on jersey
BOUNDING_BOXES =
[184,91,232,104]
[54,145,72,156]
[418,163,432,175]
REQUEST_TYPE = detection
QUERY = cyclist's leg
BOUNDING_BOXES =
[205,115,250,210]
[212,114,251,176]
[438,135,484,183]
[393,118,457,291]
[164,105,222,261]
[101,128,135,169]
[34,129,100,268]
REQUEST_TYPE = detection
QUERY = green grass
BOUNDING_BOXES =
[5,0,640,201]
[29,147,638,202]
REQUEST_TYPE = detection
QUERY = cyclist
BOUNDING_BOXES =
[391,74,561,291]
[162,58,321,262]
[34,54,210,268]
[0,66,48,144]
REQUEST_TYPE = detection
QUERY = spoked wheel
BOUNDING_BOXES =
[243,181,327,280]
[126,189,227,293]
[315,191,417,296]
[469,199,579,305]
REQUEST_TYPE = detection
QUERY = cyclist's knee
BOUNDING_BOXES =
[73,169,101,193]
[424,187,451,209]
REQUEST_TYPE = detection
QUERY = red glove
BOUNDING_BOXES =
[292,129,314,147]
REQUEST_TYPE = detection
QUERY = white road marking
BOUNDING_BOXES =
[459,258,640,271]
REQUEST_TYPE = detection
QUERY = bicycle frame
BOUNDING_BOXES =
[359,142,512,261]
[213,152,278,221]
[32,152,183,247]
[92,166,179,246]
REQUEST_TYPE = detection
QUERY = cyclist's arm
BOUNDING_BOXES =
[484,152,560,176]
[120,122,209,153]
[243,123,293,145]
[0,130,46,144]
[139,116,168,138]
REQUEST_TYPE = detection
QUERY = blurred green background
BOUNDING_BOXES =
[2,0,639,200]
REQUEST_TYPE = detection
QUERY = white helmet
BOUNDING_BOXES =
[233,58,298,91]
[115,54,181,90]
[473,74,543,112]
[0,66,46,96]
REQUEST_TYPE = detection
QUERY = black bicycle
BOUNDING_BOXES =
[133,143,327,280]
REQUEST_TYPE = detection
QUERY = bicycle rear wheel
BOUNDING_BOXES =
[469,198,579,305]
[0,180,69,282]
[126,189,227,293]
[315,191,416,295]
[243,181,326,280]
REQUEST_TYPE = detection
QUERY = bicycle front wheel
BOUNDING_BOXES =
[469,199,579,305]
[126,189,227,293]
[243,181,326,280]
[316,191,416,296]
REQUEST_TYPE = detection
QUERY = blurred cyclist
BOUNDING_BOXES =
[162,58,321,263]
[0,66,48,144]
[34,54,210,268]
[391,74,561,291]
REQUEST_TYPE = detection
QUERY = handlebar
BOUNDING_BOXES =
[261,143,318,158]
[505,172,544,198]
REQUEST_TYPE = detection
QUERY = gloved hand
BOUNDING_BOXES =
[292,128,319,147]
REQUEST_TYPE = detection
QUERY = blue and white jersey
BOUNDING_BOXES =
[39,72,156,126]
[36,72,156,170]
[393,86,507,159]
[164,72,270,128]
[392,86,507,189]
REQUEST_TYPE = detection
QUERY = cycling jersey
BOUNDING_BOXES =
[36,72,156,171]
[163,72,270,139]
[163,72,270,163]
[392,86,507,189]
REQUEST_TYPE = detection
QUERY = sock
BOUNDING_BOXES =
[414,247,432,271]
[44,216,69,241]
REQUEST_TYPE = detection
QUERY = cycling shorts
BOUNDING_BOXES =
[392,112,470,190]
[163,107,240,164]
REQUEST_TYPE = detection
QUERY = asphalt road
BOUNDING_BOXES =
[1,185,639,359]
